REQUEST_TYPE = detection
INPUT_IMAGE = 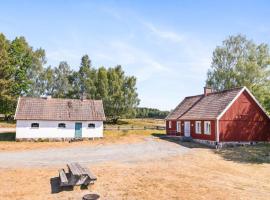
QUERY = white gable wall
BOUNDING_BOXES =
[16,120,103,139]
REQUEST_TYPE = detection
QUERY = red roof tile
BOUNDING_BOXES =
[15,97,106,121]
[166,87,244,120]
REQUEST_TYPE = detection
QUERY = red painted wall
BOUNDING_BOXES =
[166,120,177,135]
[166,120,216,140]
[219,91,270,142]
[189,120,216,141]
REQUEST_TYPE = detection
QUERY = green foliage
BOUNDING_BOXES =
[206,35,270,112]
[0,34,45,116]
[0,33,140,122]
[135,107,169,119]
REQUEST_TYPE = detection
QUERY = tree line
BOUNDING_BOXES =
[0,33,140,122]
[135,107,169,119]
[206,35,270,113]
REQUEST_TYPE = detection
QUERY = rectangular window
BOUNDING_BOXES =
[31,123,39,128]
[58,123,66,128]
[177,121,181,132]
[88,123,95,128]
[195,121,201,134]
[204,121,211,135]
[168,121,172,129]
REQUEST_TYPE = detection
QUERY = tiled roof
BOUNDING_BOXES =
[165,95,203,120]
[166,87,244,120]
[15,97,106,121]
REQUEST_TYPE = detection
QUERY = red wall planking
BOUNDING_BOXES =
[219,91,270,142]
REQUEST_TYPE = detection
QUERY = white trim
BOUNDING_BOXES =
[168,121,172,129]
[195,121,201,134]
[176,121,181,133]
[217,87,270,120]
[216,119,219,142]
[204,121,211,135]
[244,87,270,120]
[217,87,245,120]
[14,96,21,119]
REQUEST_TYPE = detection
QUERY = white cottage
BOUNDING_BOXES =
[14,96,106,140]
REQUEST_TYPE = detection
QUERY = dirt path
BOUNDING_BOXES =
[0,137,190,168]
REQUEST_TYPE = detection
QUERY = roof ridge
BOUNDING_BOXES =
[207,86,244,95]
[19,96,102,102]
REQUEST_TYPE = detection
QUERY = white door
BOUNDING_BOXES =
[184,121,190,137]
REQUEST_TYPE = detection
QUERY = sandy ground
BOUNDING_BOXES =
[0,137,269,200]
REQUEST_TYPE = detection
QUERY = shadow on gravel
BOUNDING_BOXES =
[0,132,15,141]
[151,133,210,149]
[215,144,270,164]
[151,133,270,164]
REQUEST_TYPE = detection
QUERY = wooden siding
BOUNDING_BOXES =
[166,120,216,140]
[219,91,270,142]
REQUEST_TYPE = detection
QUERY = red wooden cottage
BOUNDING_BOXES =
[166,87,270,146]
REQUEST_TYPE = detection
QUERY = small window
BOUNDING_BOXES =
[204,121,211,135]
[168,121,172,129]
[88,123,95,128]
[58,123,66,128]
[177,121,181,132]
[31,123,39,128]
[195,121,201,134]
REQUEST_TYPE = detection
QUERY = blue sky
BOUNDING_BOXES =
[1,0,270,110]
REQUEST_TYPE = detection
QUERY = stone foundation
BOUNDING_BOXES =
[15,137,103,142]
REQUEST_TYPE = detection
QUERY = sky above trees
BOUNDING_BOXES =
[1,0,270,110]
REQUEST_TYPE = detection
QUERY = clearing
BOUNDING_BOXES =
[0,134,269,200]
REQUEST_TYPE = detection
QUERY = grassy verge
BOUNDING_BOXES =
[105,118,165,128]
[216,143,270,164]
[0,121,16,128]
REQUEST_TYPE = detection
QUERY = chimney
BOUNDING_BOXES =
[204,86,212,96]
[41,95,52,100]
[80,93,87,101]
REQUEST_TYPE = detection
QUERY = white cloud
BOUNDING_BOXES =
[142,22,184,43]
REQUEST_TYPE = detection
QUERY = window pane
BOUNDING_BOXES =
[88,123,95,128]
[58,123,66,128]
[31,123,39,128]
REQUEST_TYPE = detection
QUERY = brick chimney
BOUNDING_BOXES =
[80,93,87,101]
[204,86,212,96]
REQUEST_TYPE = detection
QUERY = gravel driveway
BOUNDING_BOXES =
[0,137,190,168]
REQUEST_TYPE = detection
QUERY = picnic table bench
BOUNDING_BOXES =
[59,162,97,187]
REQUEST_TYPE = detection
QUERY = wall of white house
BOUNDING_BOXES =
[16,120,103,139]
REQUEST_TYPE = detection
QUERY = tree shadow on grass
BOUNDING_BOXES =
[0,132,15,141]
[151,133,210,149]
[214,144,270,164]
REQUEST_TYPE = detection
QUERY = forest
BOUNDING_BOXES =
[0,33,164,122]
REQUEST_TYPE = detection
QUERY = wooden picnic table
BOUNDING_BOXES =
[59,162,97,187]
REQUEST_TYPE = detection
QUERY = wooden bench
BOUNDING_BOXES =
[58,163,97,187]
[58,169,69,186]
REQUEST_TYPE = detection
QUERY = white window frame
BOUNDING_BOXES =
[195,121,201,134]
[177,121,181,133]
[204,121,211,135]
[168,121,172,129]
